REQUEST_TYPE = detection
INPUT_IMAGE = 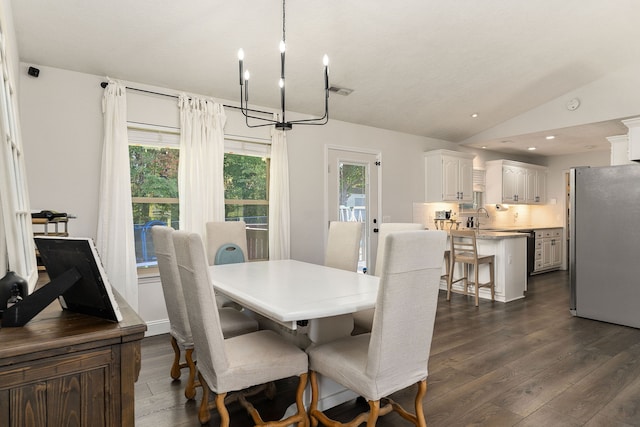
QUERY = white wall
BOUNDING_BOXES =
[19,65,104,238]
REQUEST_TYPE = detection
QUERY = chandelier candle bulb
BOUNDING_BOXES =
[323,55,329,89]
[237,49,244,86]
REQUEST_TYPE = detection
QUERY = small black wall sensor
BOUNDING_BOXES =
[27,66,40,77]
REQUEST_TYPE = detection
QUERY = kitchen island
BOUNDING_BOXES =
[443,230,527,303]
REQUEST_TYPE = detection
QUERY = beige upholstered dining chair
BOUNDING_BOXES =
[448,229,495,306]
[205,220,249,265]
[152,226,259,400]
[325,221,362,271]
[205,220,250,309]
[172,230,309,426]
[308,230,446,426]
[352,222,424,333]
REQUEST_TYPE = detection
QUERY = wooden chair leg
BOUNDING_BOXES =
[490,259,495,301]
[215,392,230,427]
[184,348,197,400]
[366,400,380,427]
[309,371,320,427]
[475,262,480,307]
[169,336,181,380]
[197,371,213,424]
[295,373,309,427]
[446,268,452,301]
[414,380,427,427]
[463,263,469,295]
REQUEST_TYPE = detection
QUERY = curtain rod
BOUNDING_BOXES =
[99,81,273,116]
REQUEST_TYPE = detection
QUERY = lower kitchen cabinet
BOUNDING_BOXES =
[533,228,563,274]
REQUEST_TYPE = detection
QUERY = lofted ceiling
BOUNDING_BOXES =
[11,0,640,156]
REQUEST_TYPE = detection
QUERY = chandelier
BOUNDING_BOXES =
[237,0,329,131]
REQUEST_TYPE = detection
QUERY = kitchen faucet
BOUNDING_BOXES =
[475,207,490,229]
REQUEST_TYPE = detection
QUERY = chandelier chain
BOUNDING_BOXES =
[282,0,286,43]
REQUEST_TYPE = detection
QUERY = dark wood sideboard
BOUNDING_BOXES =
[0,290,146,426]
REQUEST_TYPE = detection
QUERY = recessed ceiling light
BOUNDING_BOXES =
[471,113,479,118]
[545,135,555,140]
[527,147,537,151]
[481,146,487,149]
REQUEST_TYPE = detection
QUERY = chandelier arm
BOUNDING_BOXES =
[287,93,329,124]
[289,116,329,126]
[242,112,279,124]
[244,119,281,129]
[239,83,278,124]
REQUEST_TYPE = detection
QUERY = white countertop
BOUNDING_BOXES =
[474,231,528,240]
[440,229,528,239]
[482,225,563,231]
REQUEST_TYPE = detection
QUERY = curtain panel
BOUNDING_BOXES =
[178,95,226,237]
[268,121,290,260]
[97,79,139,310]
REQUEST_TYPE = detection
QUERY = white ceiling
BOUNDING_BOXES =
[11,0,640,156]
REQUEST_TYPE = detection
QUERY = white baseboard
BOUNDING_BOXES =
[145,319,170,337]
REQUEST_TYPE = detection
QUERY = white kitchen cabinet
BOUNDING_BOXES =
[424,150,474,202]
[533,228,562,274]
[486,159,546,205]
[524,168,546,204]
[501,163,526,203]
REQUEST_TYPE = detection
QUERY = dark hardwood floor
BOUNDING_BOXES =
[135,271,640,426]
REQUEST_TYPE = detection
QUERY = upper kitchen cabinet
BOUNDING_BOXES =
[486,160,546,205]
[425,150,474,203]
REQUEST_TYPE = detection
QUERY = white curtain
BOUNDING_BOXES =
[178,95,226,236]
[96,79,138,310]
[268,118,290,260]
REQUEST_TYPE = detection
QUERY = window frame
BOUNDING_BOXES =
[0,27,37,289]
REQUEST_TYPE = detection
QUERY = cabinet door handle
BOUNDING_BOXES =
[460,191,463,199]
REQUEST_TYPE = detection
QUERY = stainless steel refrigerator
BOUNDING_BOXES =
[570,164,640,328]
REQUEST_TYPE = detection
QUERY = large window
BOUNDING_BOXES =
[129,129,270,267]
[224,152,270,260]
[129,127,180,269]
[0,20,37,289]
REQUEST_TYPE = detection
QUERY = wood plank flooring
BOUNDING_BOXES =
[135,271,640,426]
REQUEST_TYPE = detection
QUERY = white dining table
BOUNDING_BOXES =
[208,259,380,344]
[208,259,380,411]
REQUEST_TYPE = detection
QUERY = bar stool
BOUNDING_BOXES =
[447,230,495,306]
[441,250,451,283]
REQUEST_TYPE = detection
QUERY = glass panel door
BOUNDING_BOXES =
[327,148,380,273]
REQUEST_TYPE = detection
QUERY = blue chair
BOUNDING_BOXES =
[214,243,245,265]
